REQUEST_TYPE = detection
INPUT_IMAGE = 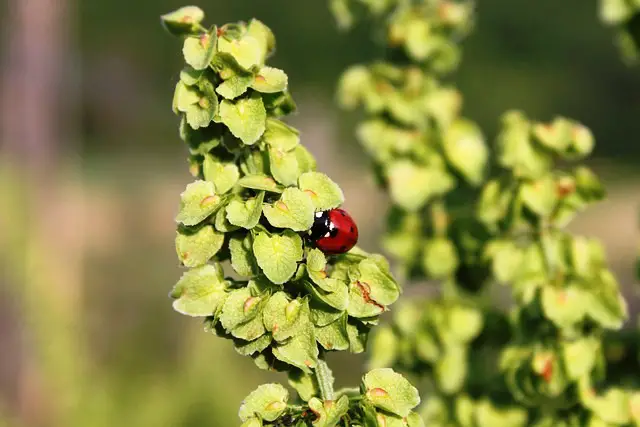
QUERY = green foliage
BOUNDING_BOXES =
[163,8,421,426]
[334,1,636,426]
[240,368,423,426]
[600,0,640,63]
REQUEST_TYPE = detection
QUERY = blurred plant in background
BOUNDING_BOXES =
[600,0,640,64]
[334,0,640,426]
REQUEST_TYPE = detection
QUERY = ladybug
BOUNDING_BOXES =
[308,208,359,255]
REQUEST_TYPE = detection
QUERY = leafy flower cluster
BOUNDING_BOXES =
[600,0,640,63]
[239,369,422,427]
[334,0,637,426]
[162,6,422,426]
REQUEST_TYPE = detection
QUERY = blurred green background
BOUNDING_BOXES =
[1,1,639,426]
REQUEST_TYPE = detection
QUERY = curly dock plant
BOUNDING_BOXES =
[334,1,638,426]
[162,6,424,426]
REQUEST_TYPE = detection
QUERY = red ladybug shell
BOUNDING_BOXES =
[311,208,359,255]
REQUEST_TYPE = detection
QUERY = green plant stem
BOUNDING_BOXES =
[315,358,335,401]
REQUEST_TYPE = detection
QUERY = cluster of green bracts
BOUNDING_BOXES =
[162,6,424,426]
[334,1,636,426]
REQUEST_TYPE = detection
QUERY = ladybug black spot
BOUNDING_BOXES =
[340,210,346,216]
[350,226,354,232]
[340,245,347,252]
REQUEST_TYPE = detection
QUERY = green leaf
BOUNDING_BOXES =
[220,287,266,341]
[315,315,350,351]
[240,417,262,427]
[176,81,219,130]
[298,172,344,212]
[424,87,462,129]
[262,118,299,151]
[475,400,527,427]
[183,29,217,71]
[263,293,308,342]
[253,231,304,284]
[230,233,259,277]
[575,166,605,202]
[160,6,205,37]
[346,320,369,353]
[541,285,587,328]
[218,34,264,70]
[337,65,370,109]
[404,18,434,61]
[584,388,631,425]
[203,156,240,194]
[305,281,349,311]
[330,0,355,30]
[368,325,398,369]
[175,225,224,267]
[405,412,426,427]
[422,238,459,279]
[569,123,595,158]
[600,0,633,24]
[629,392,640,423]
[584,270,627,329]
[234,334,272,356]
[415,329,440,363]
[362,368,420,417]
[263,187,314,231]
[180,66,203,86]
[308,396,350,427]
[477,179,513,228]
[238,383,289,422]
[272,321,318,373]
[185,102,218,129]
[347,280,385,318]
[216,75,253,100]
[308,260,343,293]
[251,67,288,93]
[179,118,223,154]
[288,369,319,402]
[214,206,239,232]
[307,248,326,272]
[387,160,454,211]
[354,258,400,306]
[521,176,557,217]
[175,180,221,226]
[532,118,573,153]
[238,174,284,193]
[310,301,343,327]
[487,240,525,283]
[211,51,252,80]
[294,144,317,173]
[443,119,487,185]
[498,110,551,179]
[247,19,276,59]
[562,338,598,380]
[173,81,201,114]
[262,91,298,117]
[449,305,483,343]
[226,192,265,229]
[373,412,407,427]
[435,346,467,394]
[170,264,228,316]
[219,93,267,145]
[269,146,300,186]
